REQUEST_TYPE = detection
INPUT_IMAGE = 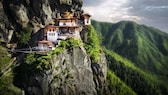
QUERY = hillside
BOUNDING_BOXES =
[92,20,168,74]
[92,20,168,94]
[105,49,167,95]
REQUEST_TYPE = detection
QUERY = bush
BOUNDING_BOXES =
[58,38,82,49]
[0,72,22,95]
[17,25,32,44]
[0,46,11,71]
[24,53,51,71]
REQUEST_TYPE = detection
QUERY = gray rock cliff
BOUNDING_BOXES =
[14,46,107,95]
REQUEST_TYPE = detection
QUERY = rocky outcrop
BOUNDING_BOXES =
[92,52,107,93]
[0,1,14,42]
[14,46,107,95]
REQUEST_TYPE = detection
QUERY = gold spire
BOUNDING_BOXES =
[49,20,55,25]
[63,11,74,18]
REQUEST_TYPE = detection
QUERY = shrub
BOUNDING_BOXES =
[58,38,82,49]
[0,72,22,95]
[0,46,11,71]
[17,25,32,44]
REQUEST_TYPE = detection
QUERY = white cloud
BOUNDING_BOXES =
[83,0,168,33]
[121,15,144,21]
[82,7,95,16]
[145,6,168,10]
[83,0,133,22]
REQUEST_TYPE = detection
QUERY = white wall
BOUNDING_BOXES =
[59,22,72,26]
[47,31,58,43]
[84,19,91,25]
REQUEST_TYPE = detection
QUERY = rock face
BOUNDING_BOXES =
[0,1,13,42]
[14,46,107,95]
[92,52,107,93]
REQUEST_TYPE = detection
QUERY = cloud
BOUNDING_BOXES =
[126,0,168,32]
[145,6,168,10]
[83,0,104,7]
[82,7,94,15]
[83,0,168,33]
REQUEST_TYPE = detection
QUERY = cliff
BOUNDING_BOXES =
[14,45,107,95]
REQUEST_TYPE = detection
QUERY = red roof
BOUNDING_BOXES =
[38,40,52,43]
[56,17,78,20]
[58,26,79,28]
[82,13,91,17]
[38,40,54,47]
[44,25,59,29]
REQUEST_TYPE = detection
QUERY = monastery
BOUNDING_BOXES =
[37,11,91,51]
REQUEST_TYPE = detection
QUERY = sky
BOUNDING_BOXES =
[83,0,168,33]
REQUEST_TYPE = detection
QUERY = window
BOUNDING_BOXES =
[48,33,56,36]
[87,19,89,23]
[63,22,66,25]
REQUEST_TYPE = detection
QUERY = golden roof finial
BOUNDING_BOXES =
[63,10,73,18]
[49,20,55,25]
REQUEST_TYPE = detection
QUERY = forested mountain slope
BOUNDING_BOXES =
[105,49,167,95]
[92,20,168,75]
[92,20,168,94]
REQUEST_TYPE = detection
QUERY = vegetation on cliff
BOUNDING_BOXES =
[0,46,11,72]
[24,38,82,72]
[17,25,32,45]
[84,25,101,63]
[0,72,22,95]
[0,46,22,95]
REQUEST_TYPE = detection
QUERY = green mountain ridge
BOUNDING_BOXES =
[92,20,168,94]
[92,20,168,74]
